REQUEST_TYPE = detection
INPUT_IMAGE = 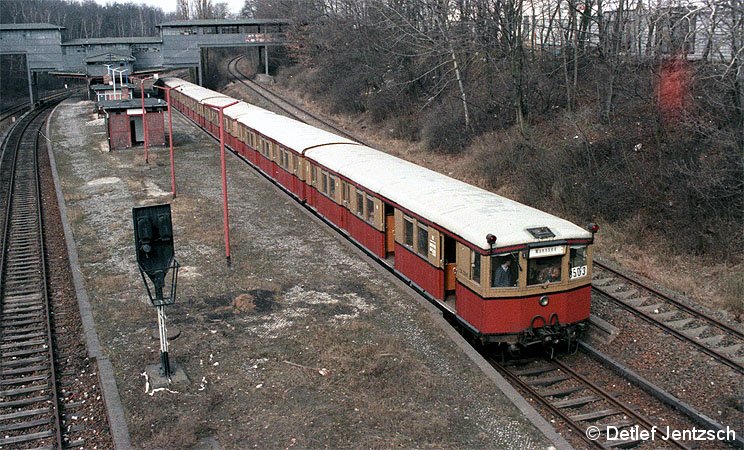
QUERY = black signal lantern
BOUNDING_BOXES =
[133,204,180,307]
[133,204,180,378]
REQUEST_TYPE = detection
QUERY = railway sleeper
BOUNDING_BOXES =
[636,303,664,314]
[696,334,725,347]
[1,364,49,376]
[613,290,640,300]
[540,386,585,398]
[0,417,50,433]
[570,408,619,421]
[1,329,45,342]
[3,304,44,315]
[0,407,50,421]
[0,355,47,367]
[680,325,708,339]
[715,343,742,355]
[666,318,694,329]
[527,375,571,386]
[2,292,42,303]
[653,311,678,321]
[592,277,614,286]
[513,365,558,376]
[2,346,49,358]
[0,374,49,386]
[552,395,599,408]
[0,383,48,397]
[0,429,54,446]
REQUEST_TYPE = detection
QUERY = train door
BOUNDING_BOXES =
[384,203,395,260]
[443,235,457,301]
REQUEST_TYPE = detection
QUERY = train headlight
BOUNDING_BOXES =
[539,295,549,307]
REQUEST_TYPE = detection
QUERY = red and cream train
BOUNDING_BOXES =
[156,77,597,352]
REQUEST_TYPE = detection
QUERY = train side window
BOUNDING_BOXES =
[293,154,299,173]
[569,246,588,280]
[491,253,518,288]
[366,195,374,223]
[311,166,317,186]
[321,172,328,194]
[470,251,481,284]
[356,191,364,216]
[417,224,428,256]
[404,217,414,247]
[528,255,563,285]
[342,182,350,205]
[329,175,336,199]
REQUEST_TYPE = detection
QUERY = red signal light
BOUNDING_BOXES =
[587,223,599,233]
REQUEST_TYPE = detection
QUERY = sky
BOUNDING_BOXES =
[93,0,246,16]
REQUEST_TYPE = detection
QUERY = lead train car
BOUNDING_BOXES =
[158,77,596,351]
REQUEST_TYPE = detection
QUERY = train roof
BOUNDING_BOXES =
[238,107,358,152]
[306,144,591,250]
[161,77,591,249]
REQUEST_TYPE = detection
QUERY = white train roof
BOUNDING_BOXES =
[161,77,590,249]
[238,107,358,151]
[306,144,591,250]
[162,77,232,104]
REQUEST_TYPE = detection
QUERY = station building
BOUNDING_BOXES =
[99,98,167,151]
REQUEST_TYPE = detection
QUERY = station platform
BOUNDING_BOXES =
[47,97,570,449]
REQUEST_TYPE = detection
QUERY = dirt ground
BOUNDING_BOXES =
[48,98,556,449]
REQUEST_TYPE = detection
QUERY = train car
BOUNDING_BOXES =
[156,77,597,352]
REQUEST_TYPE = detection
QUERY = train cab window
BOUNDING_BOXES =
[366,195,375,223]
[470,251,481,284]
[417,224,428,256]
[491,253,518,288]
[569,246,588,280]
[404,217,414,247]
[356,191,364,216]
[528,255,563,285]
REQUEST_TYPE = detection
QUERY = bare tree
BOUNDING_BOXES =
[177,0,190,19]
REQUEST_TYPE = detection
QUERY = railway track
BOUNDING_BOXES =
[0,91,69,124]
[593,262,744,374]
[226,56,371,146]
[0,101,65,448]
[491,354,689,449]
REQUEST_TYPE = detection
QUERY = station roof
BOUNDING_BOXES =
[85,53,136,63]
[63,37,161,46]
[99,98,167,111]
[158,19,289,27]
[0,23,65,30]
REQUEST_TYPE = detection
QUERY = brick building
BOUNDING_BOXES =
[99,98,166,150]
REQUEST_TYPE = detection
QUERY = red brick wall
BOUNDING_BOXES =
[108,113,131,150]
